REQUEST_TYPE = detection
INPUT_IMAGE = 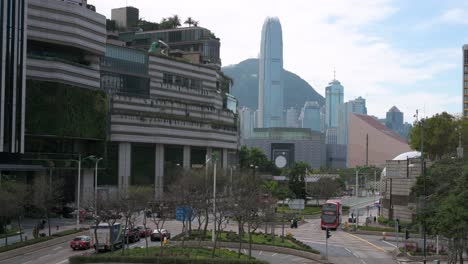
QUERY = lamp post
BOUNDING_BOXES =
[74,154,82,231]
[206,153,218,242]
[88,156,103,214]
[355,167,360,197]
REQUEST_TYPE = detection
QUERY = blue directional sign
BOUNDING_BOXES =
[176,207,192,222]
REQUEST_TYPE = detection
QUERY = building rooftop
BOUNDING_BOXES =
[352,113,407,144]
[388,106,401,112]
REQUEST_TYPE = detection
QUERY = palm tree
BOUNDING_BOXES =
[193,21,199,27]
[169,15,181,28]
[184,17,194,27]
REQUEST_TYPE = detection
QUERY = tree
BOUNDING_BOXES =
[262,180,290,242]
[31,176,64,237]
[307,178,342,202]
[148,196,176,256]
[411,157,468,263]
[409,112,465,160]
[160,15,181,29]
[0,176,27,246]
[138,18,159,31]
[184,17,197,27]
[288,162,310,199]
[239,146,277,173]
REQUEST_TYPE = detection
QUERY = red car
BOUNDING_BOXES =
[70,236,91,250]
[135,225,152,238]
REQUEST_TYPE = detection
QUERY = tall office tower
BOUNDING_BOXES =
[301,101,321,132]
[0,0,27,155]
[111,6,139,31]
[385,106,404,133]
[286,107,299,128]
[258,17,284,128]
[325,79,344,129]
[338,96,367,145]
[239,107,255,140]
[464,45,468,119]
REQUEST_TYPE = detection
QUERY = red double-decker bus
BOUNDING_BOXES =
[321,200,342,230]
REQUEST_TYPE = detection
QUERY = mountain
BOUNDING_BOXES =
[222,58,324,110]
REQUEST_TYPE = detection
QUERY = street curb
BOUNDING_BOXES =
[172,241,328,263]
[347,229,421,238]
[0,230,86,261]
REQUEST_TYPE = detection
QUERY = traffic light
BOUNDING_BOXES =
[405,229,410,240]
[326,228,331,239]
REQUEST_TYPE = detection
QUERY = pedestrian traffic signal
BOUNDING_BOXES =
[405,229,410,240]
[326,228,331,239]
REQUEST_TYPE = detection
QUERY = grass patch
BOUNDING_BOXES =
[104,246,253,259]
[0,229,23,239]
[173,231,320,254]
[70,255,267,264]
[0,228,84,253]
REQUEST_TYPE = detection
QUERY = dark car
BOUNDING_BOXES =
[124,227,140,243]
[70,236,91,250]
[150,229,171,241]
[135,225,152,238]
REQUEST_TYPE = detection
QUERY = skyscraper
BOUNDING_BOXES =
[301,101,321,132]
[325,79,344,128]
[385,106,404,133]
[338,96,367,145]
[286,107,299,128]
[258,17,284,128]
[464,45,468,119]
[1,0,27,155]
[239,107,255,141]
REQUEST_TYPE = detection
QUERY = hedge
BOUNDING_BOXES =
[69,256,268,264]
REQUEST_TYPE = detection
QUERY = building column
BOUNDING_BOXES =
[155,144,164,199]
[222,148,228,169]
[118,142,131,191]
[206,147,213,160]
[183,145,191,169]
[81,169,94,206]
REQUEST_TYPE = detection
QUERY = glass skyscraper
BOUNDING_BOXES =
[301,101,321,132]
[258,17,284,128]
[325,79,344,128]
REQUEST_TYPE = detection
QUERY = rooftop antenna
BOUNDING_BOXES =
[333,67,336,81]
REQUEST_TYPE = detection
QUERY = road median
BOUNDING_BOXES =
[0,229,86,261]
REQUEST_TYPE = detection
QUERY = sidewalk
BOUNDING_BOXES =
[0,217,85,247]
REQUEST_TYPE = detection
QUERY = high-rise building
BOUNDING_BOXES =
[286,107,299,128]
[258,17,284,128]
[0,0,27,156]
[338,96,367,145]
[464,45,468,119]
[385,106,404,133]
[239,107,255,141]
[300,101,321,132]
[325,79,344,128]
[111,6,139,30]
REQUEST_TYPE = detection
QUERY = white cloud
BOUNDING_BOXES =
[92,0,461,120]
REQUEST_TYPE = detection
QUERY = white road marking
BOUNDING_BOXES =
[360,259,367,264]
[259,250,263,255]
[353,252,359,258]
[23,261,32,264]
[53,246,62,251]
[292,257,302,261]
[272,253,277,256]
[345,247,352,253]
[38,254,50,259]
[55,260,68,264]
[381,240,398,248]
[243,249,247,254]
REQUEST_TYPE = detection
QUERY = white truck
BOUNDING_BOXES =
[90,223,123,252]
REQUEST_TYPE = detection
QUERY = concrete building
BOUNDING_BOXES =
[463,45,468,119]
[338,96,367,146]
[286,107,299,128]
[300,101,321,132]
[111,6,139,31]
[380,151,424,222]
[244,128,326,169]
[348,113,411,167]
[258,17,284,128]
[325,79,344,129]
[0,0,27,157]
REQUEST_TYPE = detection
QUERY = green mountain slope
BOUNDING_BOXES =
[222,58,324,110]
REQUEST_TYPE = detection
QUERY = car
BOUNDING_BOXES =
[150,229,171,241]
[70,235,91,250]
[135,225,152,238]
[123,227,140,243]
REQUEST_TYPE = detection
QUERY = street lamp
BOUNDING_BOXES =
[87,156,103,214]
[206,153,219,242]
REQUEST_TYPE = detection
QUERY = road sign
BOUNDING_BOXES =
[176,207,192,222]
[288,199,305,210]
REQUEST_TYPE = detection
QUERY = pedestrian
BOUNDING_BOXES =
[374,216,377,223]
[290,219,294,228]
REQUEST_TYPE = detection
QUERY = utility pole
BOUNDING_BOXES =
[420,117,426,264]
[355,169,359,197]
[366,134,369,166]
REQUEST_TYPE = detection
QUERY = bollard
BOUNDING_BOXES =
[382,232,386,240]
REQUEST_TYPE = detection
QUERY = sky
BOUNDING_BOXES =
[92,0,468,122]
